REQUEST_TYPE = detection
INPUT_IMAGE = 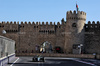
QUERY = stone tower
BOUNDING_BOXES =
[64,10,86,54]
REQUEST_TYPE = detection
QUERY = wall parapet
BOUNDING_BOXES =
[85,21,100,29]
[0,21,62,26]
[67,10,86,15]
[67,10,86,21]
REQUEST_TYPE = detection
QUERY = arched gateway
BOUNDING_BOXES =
[40,41,52,53]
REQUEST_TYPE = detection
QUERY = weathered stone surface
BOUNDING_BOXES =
[0,10,100,55]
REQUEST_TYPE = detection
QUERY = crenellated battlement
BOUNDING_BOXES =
[85,21,100,29]
[0,21,19,24]
[87,21,100,24]
[0,21,63,26]
[67,10,86,21]
[67,10,86,15]
[2,21,100,32]
[0,21,65,34]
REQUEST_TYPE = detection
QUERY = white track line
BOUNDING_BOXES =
[10,58,19,66]
[45,57,97,66]
[73,60,97,66]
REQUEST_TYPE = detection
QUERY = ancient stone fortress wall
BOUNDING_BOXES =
[0,10,100,54]
[17,21,66,53]
[0,36,15,58]
[0,20,66,53]
[85,21,100,54]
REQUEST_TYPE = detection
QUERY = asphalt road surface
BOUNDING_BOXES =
[7,57,95,66]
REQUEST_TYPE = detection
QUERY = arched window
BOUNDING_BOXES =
[72,23,77,27]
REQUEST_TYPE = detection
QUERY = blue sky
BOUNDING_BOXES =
[0,0,100,24]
